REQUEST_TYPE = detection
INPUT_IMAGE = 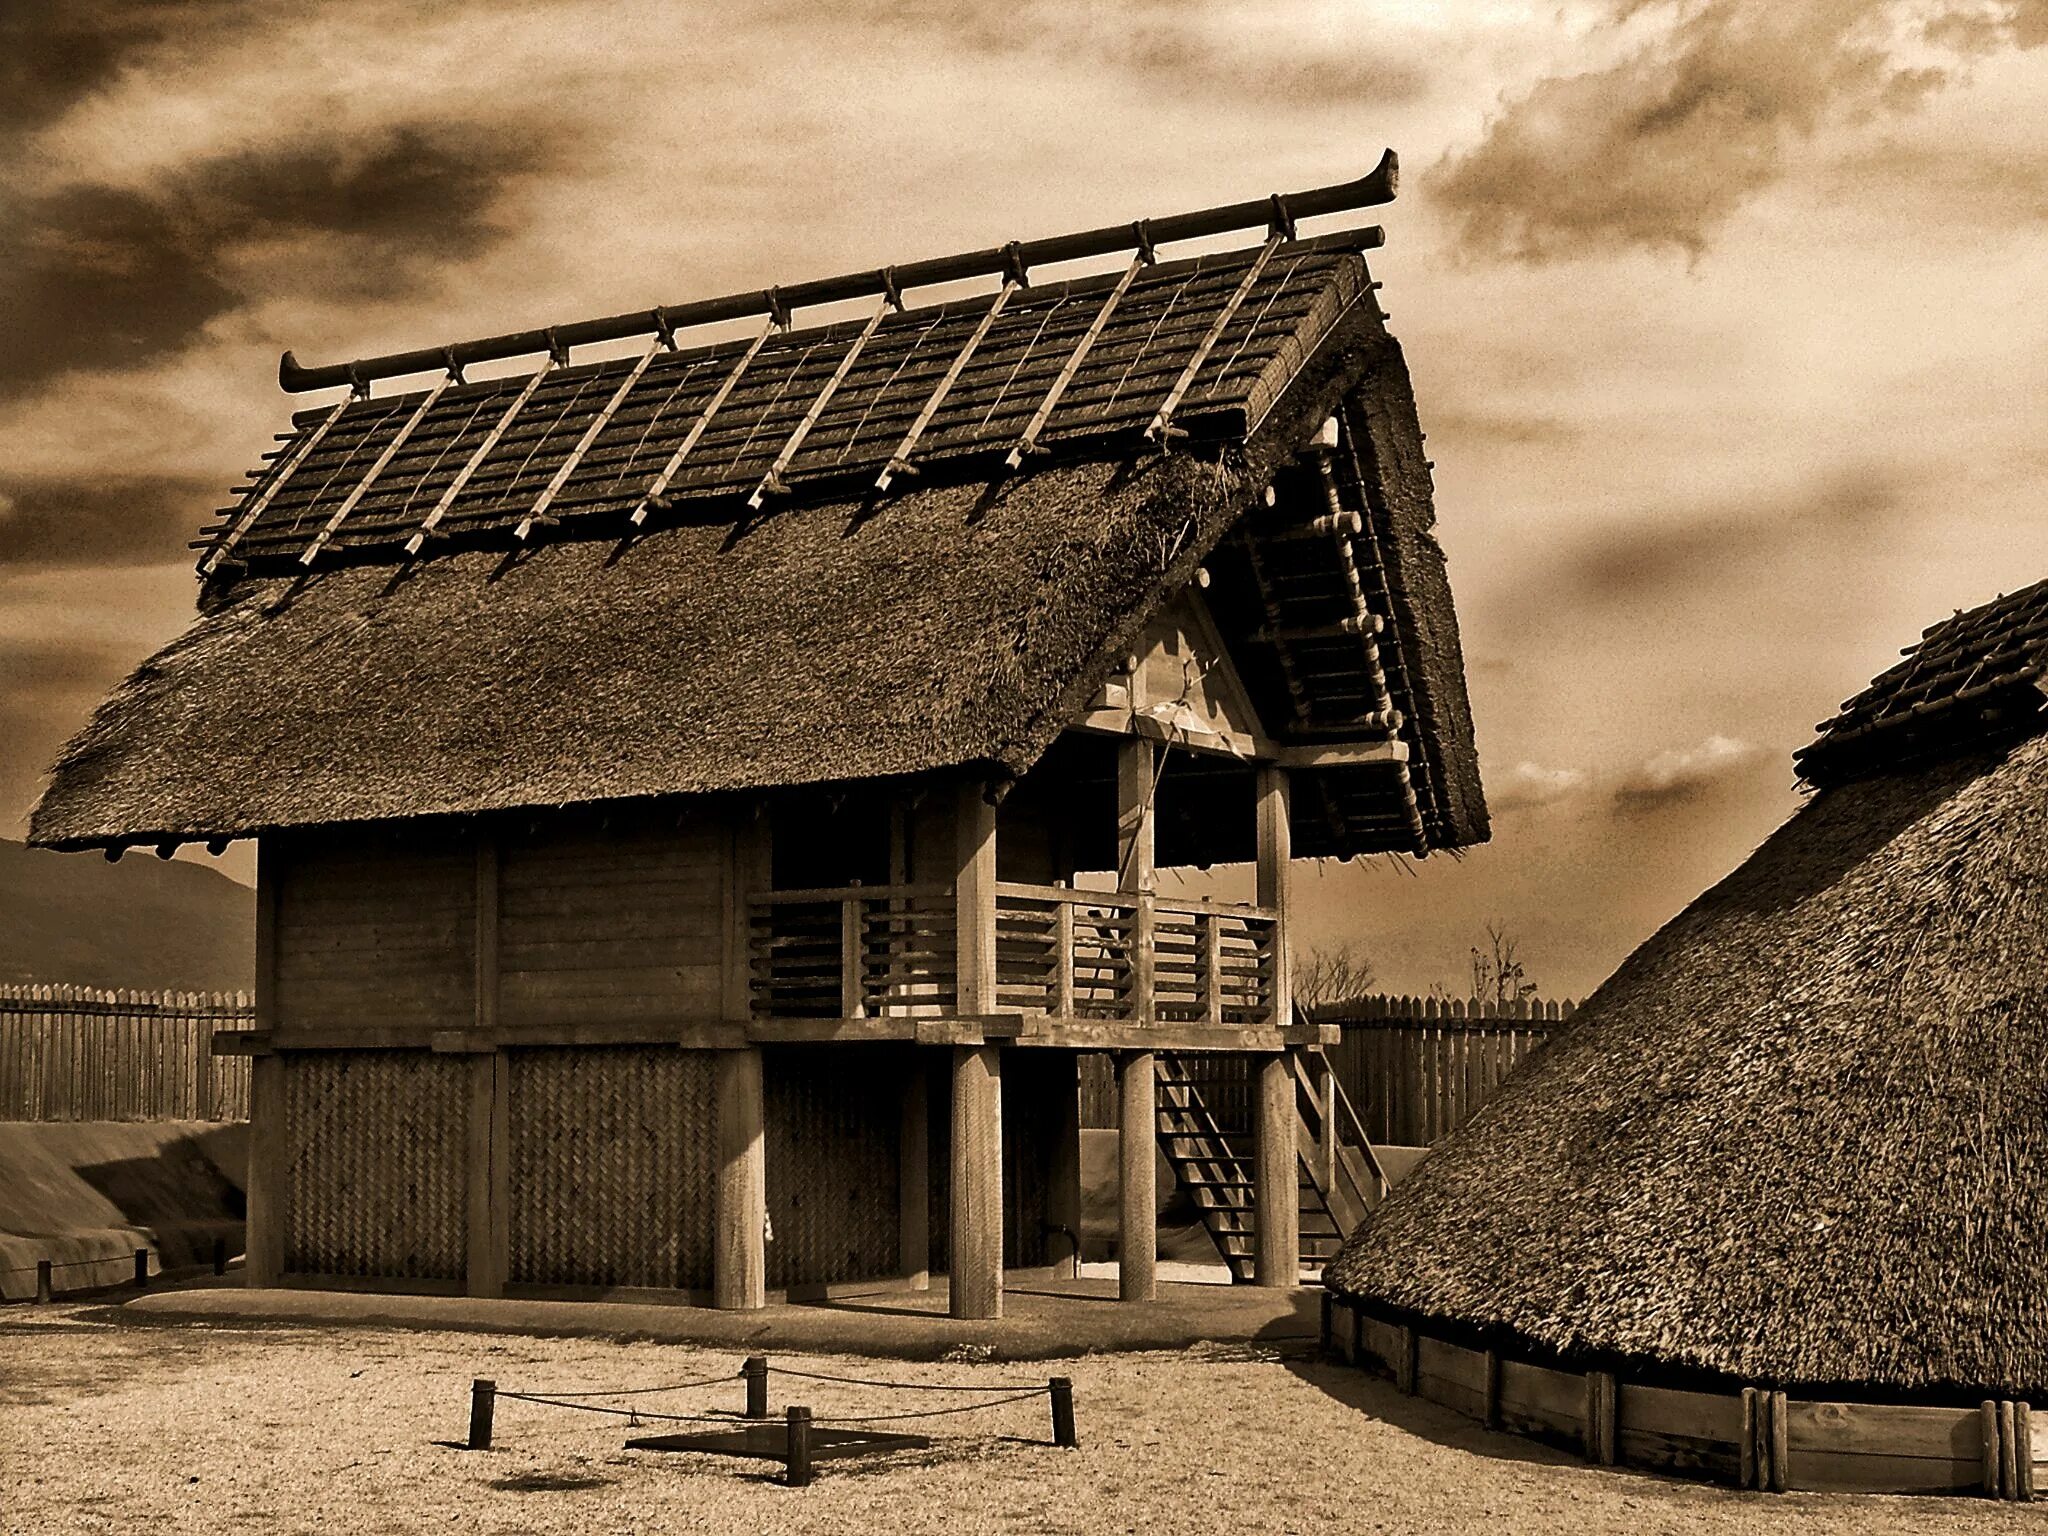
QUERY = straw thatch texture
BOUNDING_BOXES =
[1326,731,2048,1398]
[32,306,1486,856]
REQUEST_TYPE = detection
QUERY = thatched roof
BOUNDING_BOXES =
[32,224,1486,857]
[1326,721,2048,1399]
[1799,576,2048,786]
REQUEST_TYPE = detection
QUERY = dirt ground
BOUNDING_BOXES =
[1,1303,2035,1536]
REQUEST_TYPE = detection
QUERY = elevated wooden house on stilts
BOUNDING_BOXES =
[30,153,1485,1318]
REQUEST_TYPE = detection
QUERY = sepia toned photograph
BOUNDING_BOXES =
[3,3,2045,1531]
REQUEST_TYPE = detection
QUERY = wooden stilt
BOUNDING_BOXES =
[948,1043,1003,1320]
[1117,1050,1157,1301]
[1256,767,1293,1026]
[1046,1052,1083,1277]
[244,839,285,1287]
[713,1047,767,1309]
[954,781,998,1017]
[899,1060,930,1290]
[465,835,507,1298]
[1253,1052,1297,1286]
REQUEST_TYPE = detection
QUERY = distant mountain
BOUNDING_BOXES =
[0,839,253,992]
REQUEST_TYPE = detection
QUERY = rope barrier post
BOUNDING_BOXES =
[468,1379,496,1450]
[134,1249,149,1289]
[35,1259,52,1305]
[744,1356,769,1419]
[1049,1378,1077,1449]
[785,1405,813,1488]
[213,1237,228,1276]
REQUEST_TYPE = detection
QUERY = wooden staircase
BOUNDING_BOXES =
[1155,1050,1390,1282]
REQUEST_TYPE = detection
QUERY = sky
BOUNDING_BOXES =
[3,0,2046,997]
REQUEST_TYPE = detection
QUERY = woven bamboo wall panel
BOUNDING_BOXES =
[283,1051,464,1279]
[765,1049,900,1288]
[505,1047,715,1289]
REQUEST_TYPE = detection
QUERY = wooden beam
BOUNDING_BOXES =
[202,398,350,576]
[1253,1052,1298,1286]
[954,781,998,1017]
[1257,767,1293,1027]
[1276,741,1408,769]
[713,1047,767,1309]
[634,317,777,524]
[749,296,891,510]
[899,1060,930,1291]
[878,280,1017,492]
[404,361,555,556]
[1006,253,1146,469]
[1046,1053,1082,1277]
[301,375,451,565]
[1117,1051,1157,1301]
[1145,235,1282,444]
[465,836,507,1298]
[948,1043,1003,1319]
[517,336,666,537]
[244,838,285,1286]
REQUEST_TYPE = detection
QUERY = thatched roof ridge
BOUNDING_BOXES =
[1326,730,2048,1398]
[1799,576,2048,786]
[32,242,1486,856]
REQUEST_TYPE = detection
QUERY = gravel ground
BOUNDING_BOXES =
[0,1304,2034,1536]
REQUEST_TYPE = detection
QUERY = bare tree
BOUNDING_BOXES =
[1469,922,1537,1007]
[1295,942,1377,1016]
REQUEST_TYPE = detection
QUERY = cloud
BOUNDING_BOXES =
[1431,0,2048,262]
[1490,761,1593,814]
[0,3,222,136]
[0,476,219,569]
[0,122,555,400]
[1613,733,1764,810]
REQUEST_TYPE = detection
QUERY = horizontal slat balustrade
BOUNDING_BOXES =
[747,884,956,1019]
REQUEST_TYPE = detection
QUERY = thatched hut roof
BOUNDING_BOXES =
[1327,587,2048,1399]
[30,215,1485,857]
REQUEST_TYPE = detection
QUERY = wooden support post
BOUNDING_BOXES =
[1202,913,1224,1024]
[785,1405,814,1488]
[468,1379,496,1450]
[954,783,998,1018]
[840,897,865,1019]
[1766,1389,1789,1493]
[245,840,285,1287]
[465,837,507,1299]
[899,1062,930,1290]
[1584,1369,1617,1466]
[1347,1302,1365,1369]
[949,1043,1003,1319]
[1483,1347,1503,1429]
[34,1258,51,1305]
[1046,1053,1083,1278]
[2018,1401,2035,1501]
[714,1047,767,1309]
[1256,767,1292,1025]
[1740,1388,1759,1491]
[1983,1400,2001,1498]
[744,1356,770,1419]
[2000,1399,2020,1500]
[133,1248,149,1289]
[1396,1323,1419,1393]
[1049,1377,1078,1448]
[1254,1052,1298,1287]
[1117,738,1155,1024]
[1116,1050,1157,1301]
[1052,902,1075,1018]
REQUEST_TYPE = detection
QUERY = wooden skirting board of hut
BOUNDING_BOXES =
[1327,1302,2039,1499]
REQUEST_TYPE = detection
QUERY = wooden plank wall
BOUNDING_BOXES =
[0,984,252,1122]
[1319,995,1576,1145]
[1337,1300,2026,1499]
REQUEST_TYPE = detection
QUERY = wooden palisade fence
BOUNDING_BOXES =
[0,985,252,1122]
[1317,995,1575,1146]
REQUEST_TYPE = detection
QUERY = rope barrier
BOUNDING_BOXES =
[766,1365,1048,1393]
[494,1393,743,1425]
[809,1390,1050,1424]
[500,1369,741,1400]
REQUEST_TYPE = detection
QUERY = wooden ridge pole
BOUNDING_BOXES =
[279,153,1398,394]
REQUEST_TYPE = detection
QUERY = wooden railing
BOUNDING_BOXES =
[747,885,956,1019]
[993,883,1278,1025]
[1292,1049,1388,1232]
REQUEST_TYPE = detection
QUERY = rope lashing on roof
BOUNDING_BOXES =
[199,396,352,577]
[632,313,783,526]
[1004,251,1149,470]
[1145,234,1284,447]
[748,293,895,511]
[402,360,558,557]
[515,331,674,540]
[299,367,457,566]
[876,279,1019,493]
[275,152,1396,396]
